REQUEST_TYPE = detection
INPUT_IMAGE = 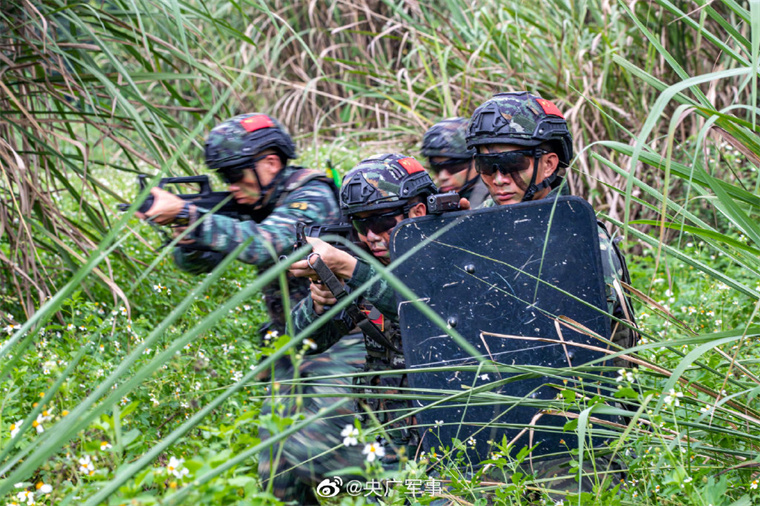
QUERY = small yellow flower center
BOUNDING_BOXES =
[36,482,44,490]
[10,423,16,430]
[62,410,69,416]
[32,420,39,427]
[169,481,177,489]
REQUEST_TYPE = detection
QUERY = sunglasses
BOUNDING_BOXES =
[428,159,471,175]
[474,149,547,177]
[351,210,402,236]
[216,154,270,184]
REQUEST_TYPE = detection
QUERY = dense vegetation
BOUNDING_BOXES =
[1,0,759,504]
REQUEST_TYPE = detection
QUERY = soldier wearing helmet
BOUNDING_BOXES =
[465,91,635,361]
[466,92,635,495]
[257,154,436,504]
[466,91,573,206]
[136,113,340,334]
[421,117,489,208]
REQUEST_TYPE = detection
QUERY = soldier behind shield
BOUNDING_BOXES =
[465,91,637,494]
[257,154,437,504]
[465,91,636,363]
[135,114,340,337]
[421,117,490,208]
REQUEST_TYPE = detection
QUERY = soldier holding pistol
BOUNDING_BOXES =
[421,117,490,208]
[257,154,437,504]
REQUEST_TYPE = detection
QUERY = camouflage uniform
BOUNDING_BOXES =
[175,112,341,334]
[257,334,367,505]
[173,166,339,333]
[468,93,634,499]
[257,260,418,505]
[258,154,434,504]
[422,117,490,208]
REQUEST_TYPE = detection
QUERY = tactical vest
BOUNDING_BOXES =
[355,300,406,371]
[260,167,339,334]
[352,299,420,450]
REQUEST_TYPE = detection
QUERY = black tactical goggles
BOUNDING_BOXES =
[351,210,402,236]
[428,158,471,175]
[474,149,548,177]
[216,154,269,184]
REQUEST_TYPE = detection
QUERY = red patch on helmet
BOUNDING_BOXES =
[240,115,275,132]
[536,99,565,119]
[398,157,425,174]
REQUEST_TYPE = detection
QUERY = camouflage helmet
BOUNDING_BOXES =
[466,92,573,166]
[421,117,476,160]
[204,113,297,170]
[340,153,437,216]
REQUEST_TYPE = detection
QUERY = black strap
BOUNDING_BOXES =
[522,150,558,202]
[307,253,402,353]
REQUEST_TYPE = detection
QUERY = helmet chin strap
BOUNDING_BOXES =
[246,155,285,207]
[249,163,286,208]
[458,167,480,195]
[521,151,556,202]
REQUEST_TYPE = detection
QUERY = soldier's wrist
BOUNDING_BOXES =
[346,258,369,288]
[173,201,193,227]
[339,253,358,279]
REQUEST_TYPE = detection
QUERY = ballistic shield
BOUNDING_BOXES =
[390,196,613,462]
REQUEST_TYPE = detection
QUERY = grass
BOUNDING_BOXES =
[2,0,760,504]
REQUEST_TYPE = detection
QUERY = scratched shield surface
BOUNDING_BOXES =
[390,196,611,461]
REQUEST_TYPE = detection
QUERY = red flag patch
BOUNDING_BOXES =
[398,157,425,174]
[536,98,565,119]
[240,115,275,132]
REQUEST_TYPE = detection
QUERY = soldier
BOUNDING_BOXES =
[136,113,340,335]
[465,91,636,360]
[421,117,490,208]
[258,153,436,504]
[466,91,636,496]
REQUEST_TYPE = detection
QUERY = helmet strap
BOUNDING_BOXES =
[458,172,480,195]
[256,166,288,208]
[244,166,267,208]
[521,151,556,202]
[244,155,286,209]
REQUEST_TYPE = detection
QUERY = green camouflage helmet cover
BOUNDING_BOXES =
[340,153,437,215]
[466,92,573,166]
[204,113,297,170]
[421,117,476,160]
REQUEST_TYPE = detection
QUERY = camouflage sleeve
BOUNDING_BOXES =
[292,296,351,355]
[477,196,496,209]
[172,247,225,274]
[345,259,398,318]
[597,223,637,366]
[190,181,339,268]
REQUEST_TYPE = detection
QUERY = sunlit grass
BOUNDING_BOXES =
[2,0,760,504]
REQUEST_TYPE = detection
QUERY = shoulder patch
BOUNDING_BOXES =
[289,202,308,210]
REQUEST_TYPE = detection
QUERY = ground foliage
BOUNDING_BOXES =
[1,0,760,504]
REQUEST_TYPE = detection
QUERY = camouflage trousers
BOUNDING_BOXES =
[258,275,311,338]
[257,336,420,505]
